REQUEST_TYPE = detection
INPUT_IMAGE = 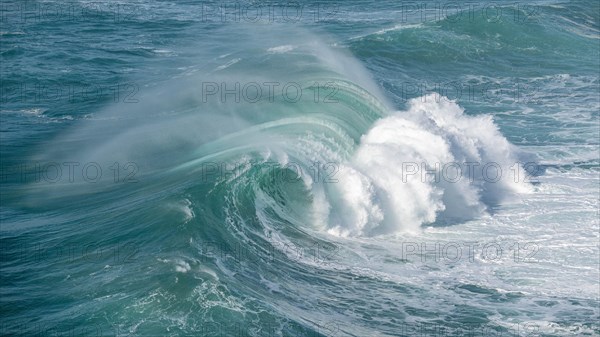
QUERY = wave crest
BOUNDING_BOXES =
[323,94,531,236]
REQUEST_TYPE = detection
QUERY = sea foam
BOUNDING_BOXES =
[325,95,531,236]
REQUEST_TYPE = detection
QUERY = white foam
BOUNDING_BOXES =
[325,94,531,236]
[350,23,423,40]
[214,58,241,71]
[267,45,295,53]
[375,23,423,35]
[174,259,191,273]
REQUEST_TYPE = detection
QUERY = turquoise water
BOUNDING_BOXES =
[1,1,599,336]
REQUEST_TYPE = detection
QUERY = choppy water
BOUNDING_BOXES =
[1,1,599,336]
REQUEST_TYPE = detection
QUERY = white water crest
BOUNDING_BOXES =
[325,95,532,236]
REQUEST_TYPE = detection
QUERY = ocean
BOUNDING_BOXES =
[0,0,599,336]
